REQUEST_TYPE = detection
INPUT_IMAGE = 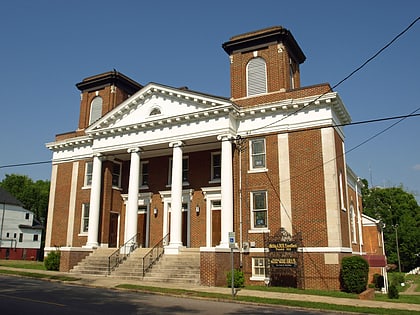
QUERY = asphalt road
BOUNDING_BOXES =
[0,275,332,315]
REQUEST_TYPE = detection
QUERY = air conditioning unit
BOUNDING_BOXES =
[242,242,250,252]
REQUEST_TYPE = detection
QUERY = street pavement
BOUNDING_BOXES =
[1,266,419,313]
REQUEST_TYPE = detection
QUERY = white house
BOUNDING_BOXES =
[0,187,43,260]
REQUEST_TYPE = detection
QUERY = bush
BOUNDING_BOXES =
[388,283,399,299]
[340,256,369,294]
[389,272,405,286]
[44,250,60,271]
[373,273,385,289]
[226,269,244,288]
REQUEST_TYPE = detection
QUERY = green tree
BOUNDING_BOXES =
[0,174,50,222]
[361,181,420,271]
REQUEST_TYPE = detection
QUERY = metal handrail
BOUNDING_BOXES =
[142,233,169,277]
[108,233,139,275]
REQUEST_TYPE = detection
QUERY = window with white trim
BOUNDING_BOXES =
[81,203,90,233]
[247,57,267,96]
[140,161,149,187]
[251,191,268,229]
[252,257,269,278]
[84,161,93,186]
[250,139,266,170]
[350,204,357,243]
[89,96,103,125]
[339,171,346,211]
[112,162,122,188]
[149,107,161,116]
[211,152,221,182]
[168,157,189,185]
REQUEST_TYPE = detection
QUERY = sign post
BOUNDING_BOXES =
[228,232,235,297]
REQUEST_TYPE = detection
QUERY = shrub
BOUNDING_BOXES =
[226,269,245,288]
[340,256,369,294]
[373,273,385,289]
[388,283,399,299]
[44,250,61,271]
[389,272,405,286]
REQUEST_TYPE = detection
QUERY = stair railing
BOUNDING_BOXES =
[108,233,140,275]
[142,233,169,277]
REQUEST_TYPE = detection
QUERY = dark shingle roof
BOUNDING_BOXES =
[0,187,23,206]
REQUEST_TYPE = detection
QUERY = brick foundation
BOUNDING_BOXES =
[57,248,92,272]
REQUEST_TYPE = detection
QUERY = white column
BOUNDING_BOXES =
[166,141,184,254]
[86,154,103,248]
[125,148,141,245]
[218,134,234,248]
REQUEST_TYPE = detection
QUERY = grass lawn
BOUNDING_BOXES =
[0,259,46,270]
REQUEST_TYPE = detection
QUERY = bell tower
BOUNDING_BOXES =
[222,26,306,106]
[75,70,142,131]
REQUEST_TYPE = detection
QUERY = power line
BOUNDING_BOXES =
[0,108,419,171]
[246,16,419,134]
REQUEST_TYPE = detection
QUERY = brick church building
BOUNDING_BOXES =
[45,26,385,290]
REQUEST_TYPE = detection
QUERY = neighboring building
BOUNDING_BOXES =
[0,187,43,260]
[45,26,382,289]
[362,214,388,292]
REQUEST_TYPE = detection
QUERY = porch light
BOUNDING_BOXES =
[195,205,200,214]
[153,208,158,216]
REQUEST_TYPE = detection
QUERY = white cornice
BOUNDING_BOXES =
[46,135,92,151]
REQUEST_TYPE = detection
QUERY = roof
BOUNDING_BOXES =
[76,70,143,94]
[0,187,23,206]
[222,26,306,64]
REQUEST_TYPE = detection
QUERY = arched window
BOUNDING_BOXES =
[89,96,103,125]
[247,57,267,96]
[350,204,357,243]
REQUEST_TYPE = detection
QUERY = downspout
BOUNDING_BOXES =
[238,139,243,268]
[356,177,363,255]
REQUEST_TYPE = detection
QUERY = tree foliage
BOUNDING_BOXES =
[0,174,50,222]
[361,180,420,271]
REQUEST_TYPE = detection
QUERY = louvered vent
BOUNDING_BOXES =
[89,96,103,125]
[247,57,267,96]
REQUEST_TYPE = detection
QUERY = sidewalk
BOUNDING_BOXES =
[1,266,420,313]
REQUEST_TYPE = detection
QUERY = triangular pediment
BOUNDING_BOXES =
[86,83,233,134]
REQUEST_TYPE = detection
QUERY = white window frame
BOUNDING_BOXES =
[112,161,122,188]
[84,161,93,187]
[81,203,90,234]
[249,139,267,171]
[140,161,149,189]
[210,152,221,183]
[350,203,357,244]
[250,191,268,230]
[251,257,269,280]
[246,57,267,96]
[339,171,346,211]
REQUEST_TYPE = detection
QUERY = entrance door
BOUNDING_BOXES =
[137,206,148,247]
[108,212,119,248]
[212,210,221,247]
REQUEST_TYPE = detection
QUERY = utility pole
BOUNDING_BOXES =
[394,224,402,273]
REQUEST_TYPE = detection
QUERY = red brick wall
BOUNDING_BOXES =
[289,129,328,247]
[59,249,91,272]
[200,251,240,286]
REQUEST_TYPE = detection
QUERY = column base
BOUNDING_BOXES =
[165,243,184,255]
[83,243,98,249]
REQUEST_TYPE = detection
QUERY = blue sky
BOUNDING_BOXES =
[0,1,419,200]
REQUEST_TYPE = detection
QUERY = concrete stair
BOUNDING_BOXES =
[109,248,153,280]
[142,248,200,285]
[70,248,116,276]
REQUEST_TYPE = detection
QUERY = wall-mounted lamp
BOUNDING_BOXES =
[153,208,158,216]
[195,205,200,214]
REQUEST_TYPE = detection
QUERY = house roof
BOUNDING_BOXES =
[0,187,23,206]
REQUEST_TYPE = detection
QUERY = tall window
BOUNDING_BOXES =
[350,204,357,243]
[250,139,266,170]
[247,57,267,96]
[339,171,346,211]
[89,96,103,125]
[211,152,221,181]
[85,161,93,186]
[81,203,90,233]
[140,161,149,187]
[168,157,189,185]
[251,191,268,229]
[112,162,122,188]
[19,233,23,242]
[289,58,297,89]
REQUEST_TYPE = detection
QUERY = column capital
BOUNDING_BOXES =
[169,141,184,148]
[127,147,142,154]
[92,153,106,161]
[217,134,235,141]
